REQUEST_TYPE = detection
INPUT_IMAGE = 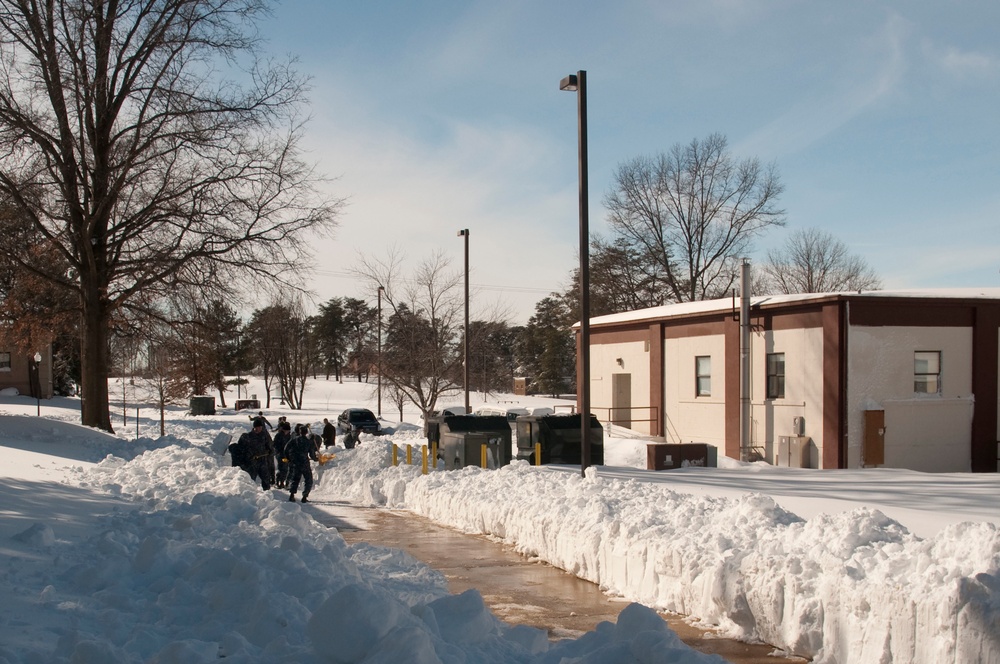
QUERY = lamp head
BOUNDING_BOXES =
[33,352,41,362]
[457,229,468,237]
[559,74,579,91]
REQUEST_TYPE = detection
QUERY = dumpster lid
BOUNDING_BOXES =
[441,415,511,433]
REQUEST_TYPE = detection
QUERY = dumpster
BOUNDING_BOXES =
[422,406,467,446]
[646,443,717,470]
[189,395,216,416]
[437,415,512,470]
[515,413,603,465]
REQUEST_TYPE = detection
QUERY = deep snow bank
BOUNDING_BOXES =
[317,442,1000,663]
[1,420,726,664]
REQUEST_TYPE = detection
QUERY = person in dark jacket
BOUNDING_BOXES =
[321,418,336,449]
[285,424,319,503]
[272,421,293,489]
[237,417,274,490]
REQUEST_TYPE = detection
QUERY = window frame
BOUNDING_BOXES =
[766,352,785,400]
[914,350,941,394]
[0,351,10,372]
[695,355,711,397]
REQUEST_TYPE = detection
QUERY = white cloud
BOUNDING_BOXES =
[299,78,578,322]
[923,40,1000,81]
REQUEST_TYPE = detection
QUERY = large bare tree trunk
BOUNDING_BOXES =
[80,292,113,432]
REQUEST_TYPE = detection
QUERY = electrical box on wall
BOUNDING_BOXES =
[792,416,805,436]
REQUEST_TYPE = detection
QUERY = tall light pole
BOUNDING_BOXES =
[32,352,41,416]
[560,70,592,476]
[377,285,384,418]
[457,228,470,414]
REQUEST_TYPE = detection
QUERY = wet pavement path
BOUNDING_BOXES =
[311,501,806,664]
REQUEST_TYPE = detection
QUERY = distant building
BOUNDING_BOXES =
[579,289,1000,472]
[0,345,53,399]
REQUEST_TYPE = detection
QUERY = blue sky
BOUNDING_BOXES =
[260,1,999,322]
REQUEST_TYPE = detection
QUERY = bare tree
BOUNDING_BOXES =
[603,134,785,302]
[761,228,882,294]
[0,0,341,431]
[356,250,463,419]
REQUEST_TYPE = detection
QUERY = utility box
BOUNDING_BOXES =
[646,443,717,470]
[438,415,512,470]
[776,436,813,468]
[515,414,604,465]
[189,395,216,416]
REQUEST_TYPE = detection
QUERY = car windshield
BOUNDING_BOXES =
[348,411,376,423]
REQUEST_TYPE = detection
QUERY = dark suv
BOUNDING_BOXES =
[337,408,381,447]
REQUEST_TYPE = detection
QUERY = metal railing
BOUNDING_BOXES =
[590,406,659,430]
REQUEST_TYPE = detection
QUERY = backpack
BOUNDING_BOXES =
[228,440,248,469]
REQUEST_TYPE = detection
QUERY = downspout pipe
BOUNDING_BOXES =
[740,259,751,461]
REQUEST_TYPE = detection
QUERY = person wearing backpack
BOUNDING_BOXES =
[272,421,293,489]
[285,424,319,503]
[237,417,274,490]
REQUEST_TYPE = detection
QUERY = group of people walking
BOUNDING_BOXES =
[229,414,330,503]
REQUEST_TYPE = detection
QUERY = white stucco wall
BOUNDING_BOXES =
[747,327,826,467]
[847,325,974,472]
[590,341,652,434]
[664,334,726,447]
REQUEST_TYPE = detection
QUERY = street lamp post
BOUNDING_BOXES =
[377,285,384,418]
[559,70,592,476]
[32,352,41,416]
[457,228,470,414]
[236,333,242,400]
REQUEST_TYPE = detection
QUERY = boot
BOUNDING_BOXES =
[288,494,296,502]
[300,496,309,503]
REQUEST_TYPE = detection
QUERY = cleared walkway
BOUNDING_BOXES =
[311,501,806,664]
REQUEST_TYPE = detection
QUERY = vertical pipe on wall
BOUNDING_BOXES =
[740,258,752,461]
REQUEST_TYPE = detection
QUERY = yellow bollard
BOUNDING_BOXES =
[392,444,398,466]
[481,443,487,468]
[406,443,412,465]
[535,442,542,466]
[422,446,428,474]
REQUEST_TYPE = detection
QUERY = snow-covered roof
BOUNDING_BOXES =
[582,288,1000,328]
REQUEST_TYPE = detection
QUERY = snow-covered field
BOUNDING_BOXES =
[2,377,999,663]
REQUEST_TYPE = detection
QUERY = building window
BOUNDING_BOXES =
[914,351,941,394]
[0,352,10,372]
[767,353,785,399]
[695,356,711,397]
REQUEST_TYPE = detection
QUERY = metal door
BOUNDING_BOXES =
[863,410,885,466]
[611,373,632,429]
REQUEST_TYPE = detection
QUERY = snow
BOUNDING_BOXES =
[588,287,1000,327]
[2,379,1000,663]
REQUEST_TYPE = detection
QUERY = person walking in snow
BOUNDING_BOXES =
[237,417,274,490]
[272,421,293,489]
[285,424,319,503]
[321,418,336,449]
